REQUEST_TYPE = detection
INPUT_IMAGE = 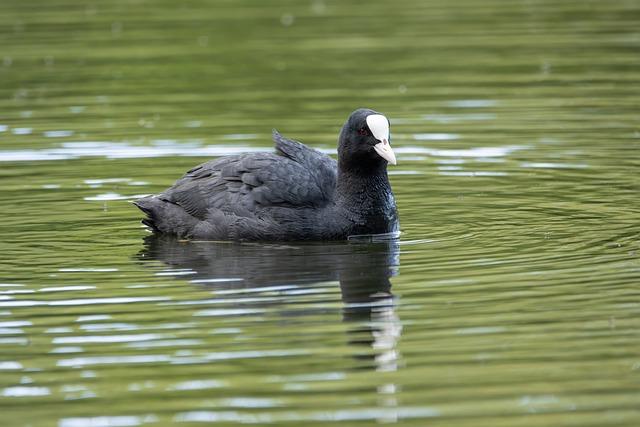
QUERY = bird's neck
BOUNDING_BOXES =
[335,164,394,213]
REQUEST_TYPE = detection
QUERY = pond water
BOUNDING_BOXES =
[1,0,639,426]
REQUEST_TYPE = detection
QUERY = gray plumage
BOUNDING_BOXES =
[134,109,399,241]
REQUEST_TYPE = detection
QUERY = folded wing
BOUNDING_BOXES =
[141,131,337,227]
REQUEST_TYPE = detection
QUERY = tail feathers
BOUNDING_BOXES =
[141,218,158,231]
[133,196,201,237]
[133,197,162,232]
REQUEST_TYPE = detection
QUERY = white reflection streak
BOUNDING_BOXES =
[53,334,165,344]
[167,379,225,391]
[0,361,23,370]
[371,304,402,373]
[394,145,526,158]
[0,296,170,308]
[0,140,527,162]
[173,407,439,423]
[58,415,157,427]
[370,297,402,423]
[0,142,271,162]
[57,355,171,367]
[2,386,50,397]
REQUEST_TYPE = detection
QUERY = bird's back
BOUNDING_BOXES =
[134,131,338,240]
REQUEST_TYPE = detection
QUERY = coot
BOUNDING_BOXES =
[134,108,399,241]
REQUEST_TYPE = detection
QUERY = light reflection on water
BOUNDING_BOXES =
[0,138,524,164]
[1,0,639,425]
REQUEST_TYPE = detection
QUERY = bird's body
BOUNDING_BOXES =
[134,109,399,241]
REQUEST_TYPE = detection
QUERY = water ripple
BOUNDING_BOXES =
[0,297,170,308]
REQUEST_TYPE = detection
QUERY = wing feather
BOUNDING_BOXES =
[157,133,337,221]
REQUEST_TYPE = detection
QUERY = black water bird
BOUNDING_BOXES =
[134,108,399,241]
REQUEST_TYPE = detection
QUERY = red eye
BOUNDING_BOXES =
[358,127,370,136]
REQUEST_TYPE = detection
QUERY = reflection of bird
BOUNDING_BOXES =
[134,108,398,241]
[138,235,402,371]
[137,235,399,292]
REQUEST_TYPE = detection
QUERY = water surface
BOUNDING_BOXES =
[1,0,639,426]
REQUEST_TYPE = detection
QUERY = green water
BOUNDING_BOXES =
[1,0,639,426]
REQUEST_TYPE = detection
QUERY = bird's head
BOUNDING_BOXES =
[338,108,396,169]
